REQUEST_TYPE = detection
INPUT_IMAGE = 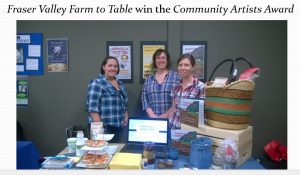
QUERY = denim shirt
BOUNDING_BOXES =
[86,75,128,127]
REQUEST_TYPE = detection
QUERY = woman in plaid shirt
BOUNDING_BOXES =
[167,54,205,129]
[142,49,180,118]
[86,56,128,142]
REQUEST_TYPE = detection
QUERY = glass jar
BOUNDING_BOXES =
[143,141,155,165]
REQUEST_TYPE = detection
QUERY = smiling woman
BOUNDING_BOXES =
[86,56,129,143]
[141,49,180,119]
[168,54,205,129]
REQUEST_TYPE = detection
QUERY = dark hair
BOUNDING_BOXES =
[151,49,171,70]
[177,53,196,67]
[100,56,120,75]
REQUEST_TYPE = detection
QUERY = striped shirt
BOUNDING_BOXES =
[142,71,180,116]
[86,75,128,127]
[169,76,205,129]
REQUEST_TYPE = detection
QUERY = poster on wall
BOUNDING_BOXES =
[17,33,44,75]
[140,41,167,83]
[180,41,207,82]
[47,38,69,72]
[17,76,29,106]
[106,41,133,83]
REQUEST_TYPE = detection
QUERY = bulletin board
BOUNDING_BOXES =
[17,33,44,75]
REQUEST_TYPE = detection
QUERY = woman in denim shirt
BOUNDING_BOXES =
[86,56,128,142]
[142,49,180,118]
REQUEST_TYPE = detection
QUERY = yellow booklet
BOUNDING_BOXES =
[108,152,142,169]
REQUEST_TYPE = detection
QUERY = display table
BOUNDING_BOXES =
[17,141,40,169]
[239,158,264,169]
[170,155,263,169]
[58,143,264,169]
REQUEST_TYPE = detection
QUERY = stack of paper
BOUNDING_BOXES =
[108,153,142,169]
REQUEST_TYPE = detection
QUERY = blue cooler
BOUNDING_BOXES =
[189,137,213,169]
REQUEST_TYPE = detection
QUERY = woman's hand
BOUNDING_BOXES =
[146,108,158,118]
[122,117,128,126]
[122,111,129,126]
[149,114,158,118]
[161,100,175,119]
[90,112,101,122]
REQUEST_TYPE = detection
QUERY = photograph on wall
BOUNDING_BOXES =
[17,76,29,106]
[16,45,24,64]
[47,38,69,72]
[140,41,167,83]
[180,41,207,82]
[107,41,133,83]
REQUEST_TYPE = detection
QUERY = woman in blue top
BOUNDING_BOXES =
[142,49,180,118]
[86,56,128,142]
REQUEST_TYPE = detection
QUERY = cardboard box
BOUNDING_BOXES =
[181,123,252,167]
[108,153,142,169]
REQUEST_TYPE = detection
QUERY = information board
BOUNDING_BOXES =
[17,33,44,75]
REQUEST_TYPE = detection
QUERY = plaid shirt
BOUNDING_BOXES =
[169,76,205,129]
[142,71,180,116]
[86,75,128,127]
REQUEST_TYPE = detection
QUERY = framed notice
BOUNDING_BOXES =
[140,41,167,83]
[180,41,207,82]
[106,41,133,83]
[17,33,44,75]
[47,38,69,72]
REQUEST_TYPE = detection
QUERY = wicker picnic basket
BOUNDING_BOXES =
[205,57,256,130]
